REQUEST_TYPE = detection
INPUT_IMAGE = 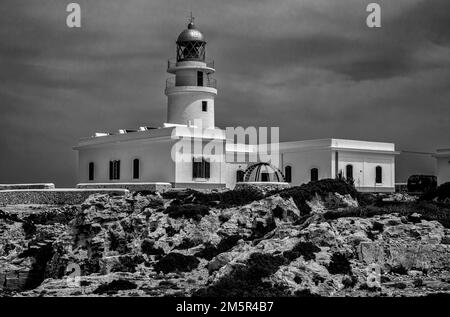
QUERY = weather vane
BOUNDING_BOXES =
[189,12,195,24]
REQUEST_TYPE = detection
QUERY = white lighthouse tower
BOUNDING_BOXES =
[165,17,217,129]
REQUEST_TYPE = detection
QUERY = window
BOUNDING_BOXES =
[109,160,121,180]
[261,172,269,182]
[133,159,140,179]
[346,165,353,180]
[310,168,319,182]
[197,71,204,86]
[375,166,382,184]
[202,101,208,112]
[236,170,244,182]
[88,162,94,181]
[284,166,292,183]
[193,158,210,179]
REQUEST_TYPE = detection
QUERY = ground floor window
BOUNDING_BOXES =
[133,159,140,179]
[193,158,210,179]
[310,168,319,182]
[88,162,94,181]
[236,170,244,182]
[375,166,382,184]
[346,164,353,180]
[109,160,121,180]
[284,165,292,182]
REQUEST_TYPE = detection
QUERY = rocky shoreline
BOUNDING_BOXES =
[1,180,449,297]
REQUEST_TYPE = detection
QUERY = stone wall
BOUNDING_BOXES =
[234,182,290,194]
[0,189,129,205]
[0,184,55,190]
[77,182,172,192]
[172,183,227,190]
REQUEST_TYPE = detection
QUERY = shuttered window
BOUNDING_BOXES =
[192,158,211,179]
[109,160,121,180]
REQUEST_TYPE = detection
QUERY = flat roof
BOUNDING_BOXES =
[278,138,397,153]
[74,126,226,150]
[433,148,450,157]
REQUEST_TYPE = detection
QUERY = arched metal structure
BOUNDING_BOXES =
[243,163,286,182]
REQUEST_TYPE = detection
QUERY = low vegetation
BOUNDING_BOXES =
[195,235,242,260]
[154,253,200,274]
[93,279,137,295]
[323,201,450,228]
[163,203,210,221]
[273,179,359,214]
[193,253,291,297]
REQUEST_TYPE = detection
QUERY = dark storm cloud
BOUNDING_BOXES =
[1,0,449,186]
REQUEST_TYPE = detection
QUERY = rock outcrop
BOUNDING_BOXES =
[1,182,449,297]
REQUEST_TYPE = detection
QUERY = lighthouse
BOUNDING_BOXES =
[165,17,217,129]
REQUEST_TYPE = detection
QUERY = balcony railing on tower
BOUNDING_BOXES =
[167,58,214,70]
[166,77,217,89]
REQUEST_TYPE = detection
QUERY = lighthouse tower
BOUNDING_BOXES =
[165,18,217,129]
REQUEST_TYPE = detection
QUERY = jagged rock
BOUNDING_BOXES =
[1,185,449,297]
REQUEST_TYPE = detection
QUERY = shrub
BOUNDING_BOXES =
[162,187,265,209]
[390,265,408,275]
[274,179,358,214]
[282,242,321,261]
[175,238,198,250]
[193,253,290,297]
[327,253,352,275]
[195,235,242,260]
[154,253,200,274]
[93,279,137,295]
[250,217,276,239]
[323,201,450,228]
[342,275,358,288]
[421,182,450,202]
[141,239,165,256]
[436,182,450,201]
[164,203,210,220]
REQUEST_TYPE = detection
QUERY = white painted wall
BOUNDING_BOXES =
[281,149,332,185]
[77,139,175,183]
[277,140,396,192]
[166,90,215,129]
[336,151,395,192]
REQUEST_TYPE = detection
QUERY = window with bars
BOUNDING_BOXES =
[192,158,210,179]
[109,160,121,180]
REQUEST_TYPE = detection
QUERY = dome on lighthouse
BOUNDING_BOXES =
[177,22,206,43]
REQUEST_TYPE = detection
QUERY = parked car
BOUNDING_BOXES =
[407,175,437,193]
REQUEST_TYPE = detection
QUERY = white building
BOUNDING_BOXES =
[433,148,450,185]
[74,19,398,192]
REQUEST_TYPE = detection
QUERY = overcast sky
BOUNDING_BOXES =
[1,0,449,186]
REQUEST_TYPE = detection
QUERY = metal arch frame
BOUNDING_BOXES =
[176,41,206,62]
[243,162,286,182]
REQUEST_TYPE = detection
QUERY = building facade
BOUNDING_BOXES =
[74,19,398,192]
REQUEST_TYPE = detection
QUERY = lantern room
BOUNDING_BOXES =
[176,21,206,62]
